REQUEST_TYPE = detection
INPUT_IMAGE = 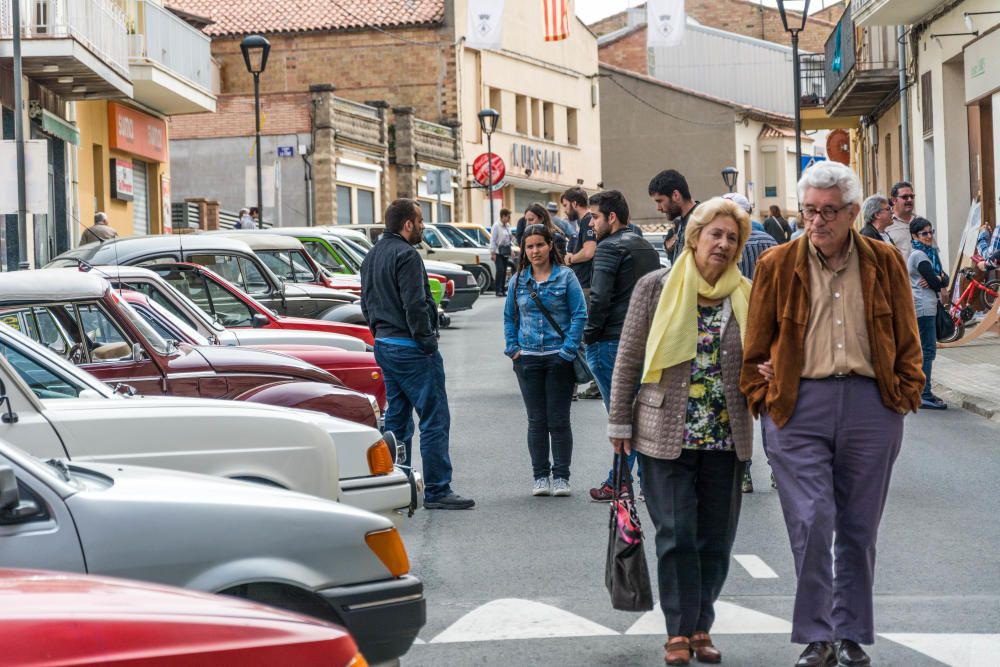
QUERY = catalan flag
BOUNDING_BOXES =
[542,0,569,42]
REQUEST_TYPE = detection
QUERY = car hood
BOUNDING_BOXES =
[251,346,376,368]
[190,344,339,385]
[226,328,367,352]
[284,282,359,303]
[422,259,464,272]
[63,462,396,591]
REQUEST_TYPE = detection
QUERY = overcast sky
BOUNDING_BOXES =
[574,0,841,25]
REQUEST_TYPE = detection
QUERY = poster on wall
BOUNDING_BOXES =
[110,158,134,201]
[161,174,172,234]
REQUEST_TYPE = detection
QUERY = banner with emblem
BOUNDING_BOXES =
[647,0,686,48]
[466,0,505,50]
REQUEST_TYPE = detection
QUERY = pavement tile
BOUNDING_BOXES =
[935,330,1000,422]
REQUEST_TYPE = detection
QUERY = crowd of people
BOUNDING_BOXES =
[358,159,974,666]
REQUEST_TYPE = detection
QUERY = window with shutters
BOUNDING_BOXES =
[921,71,933,138]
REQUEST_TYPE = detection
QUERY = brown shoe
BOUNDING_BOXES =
[691,632,722,663]
[664,636,692,665]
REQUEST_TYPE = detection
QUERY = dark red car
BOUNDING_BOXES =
[0,569,366,667]
[0,269,381,428]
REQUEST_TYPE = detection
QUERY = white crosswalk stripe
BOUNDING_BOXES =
[880,633,1000,667]
[625,601,792,635]
[733,554,780,578]
[429,598,618,643]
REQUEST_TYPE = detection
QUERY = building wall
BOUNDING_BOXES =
[598,27,649,74]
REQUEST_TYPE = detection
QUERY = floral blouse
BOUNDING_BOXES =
[683,304,734,451]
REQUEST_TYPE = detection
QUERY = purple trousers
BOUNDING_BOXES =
[763,377,902,645]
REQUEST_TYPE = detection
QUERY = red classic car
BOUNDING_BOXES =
[121,289,387,409]
[0,569,366,667]
[0,269,381,428]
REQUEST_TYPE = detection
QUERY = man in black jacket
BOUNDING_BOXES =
[584,190,660,502]
[360,199,474,510]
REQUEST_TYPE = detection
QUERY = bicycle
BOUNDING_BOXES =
[940,266,1000,343]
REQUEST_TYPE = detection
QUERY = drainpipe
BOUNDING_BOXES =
[897,26,911,182]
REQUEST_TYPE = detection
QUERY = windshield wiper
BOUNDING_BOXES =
[44,458,72,482]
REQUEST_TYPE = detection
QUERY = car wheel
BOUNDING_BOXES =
[470,266,490,294]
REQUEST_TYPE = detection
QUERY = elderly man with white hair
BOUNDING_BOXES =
[739,161,924,667]
[859,194,893,244]
[79,211,118,245]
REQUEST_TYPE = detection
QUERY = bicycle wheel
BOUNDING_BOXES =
[984,280,1000,311]
[939,316,964,344]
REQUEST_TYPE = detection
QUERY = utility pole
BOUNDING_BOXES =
[12,0,29,269]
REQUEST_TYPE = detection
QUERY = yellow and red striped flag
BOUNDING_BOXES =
[542,0,570,42]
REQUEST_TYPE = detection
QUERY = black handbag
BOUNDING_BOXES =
[528,290,594,385]
[935,300,956,341]
[605,454,654,611]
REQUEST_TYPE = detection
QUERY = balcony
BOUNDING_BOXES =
[852,0,942,28]
[127,0,216,115]
[824,2,899,118]
[0,0,132,99]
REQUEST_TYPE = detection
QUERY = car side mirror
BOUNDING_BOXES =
[0,378,17,424]
[131,343,148,362]
[0,465,18,511]
[251,313,269,328]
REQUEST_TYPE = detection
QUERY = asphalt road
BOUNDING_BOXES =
[396,296,1000,667]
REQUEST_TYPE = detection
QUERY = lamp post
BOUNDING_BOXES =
[777,0,810,180]
[240,35,271,226]
[477,108,500,231]
[721,167,739,193]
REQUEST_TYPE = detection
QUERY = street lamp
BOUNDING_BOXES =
[241,34,271,226]
[721,167,739,193]
[776,0,810,180]
[477,108,500,231]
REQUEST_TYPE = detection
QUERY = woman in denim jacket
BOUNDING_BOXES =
[503,223,588,497]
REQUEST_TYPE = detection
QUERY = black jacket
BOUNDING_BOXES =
[360,232,438,354]
[860,223,887,242]
[764,216,793,244]
[584,228,661,344]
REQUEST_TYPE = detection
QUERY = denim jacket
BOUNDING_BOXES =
[503,264,587,360]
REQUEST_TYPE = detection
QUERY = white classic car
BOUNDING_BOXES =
[0,325,419,525]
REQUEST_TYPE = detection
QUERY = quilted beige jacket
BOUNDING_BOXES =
[606,268,752,461]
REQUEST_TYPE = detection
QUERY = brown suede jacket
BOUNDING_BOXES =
[739,230,924,427]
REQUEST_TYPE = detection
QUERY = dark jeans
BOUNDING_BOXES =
[916,314,936,399]
[586,339,641,486]
[494,253,510,295]
[640,449,744,637]
[513,353,576,480]
[374,342,453,502]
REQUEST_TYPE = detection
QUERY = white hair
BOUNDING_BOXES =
[797,161,862,205]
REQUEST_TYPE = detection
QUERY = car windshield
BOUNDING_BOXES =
[259,249,318,283]
[436,225,478,247]
[303,240,353,273]
[421,227,446,248]
[0,338,86,399]
[130,297,211,346]
[110,293,172,355]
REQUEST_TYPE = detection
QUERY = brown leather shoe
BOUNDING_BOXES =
[691,631,722,663]
[664,636,692,665]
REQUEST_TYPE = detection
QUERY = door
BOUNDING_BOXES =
[132,159,149,236]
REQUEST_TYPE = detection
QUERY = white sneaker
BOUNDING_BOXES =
[532,477,551,496]
[551,478,572,496]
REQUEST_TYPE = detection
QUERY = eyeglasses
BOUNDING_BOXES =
[524,224,546,234]
[917,229,934,238]
[898,194,915,201]
[799,203,852,222]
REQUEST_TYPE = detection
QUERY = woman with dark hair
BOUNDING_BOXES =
[503,223,587,497]
[907,217,948,410]
[763,205,792,244]
[524,203,568,256]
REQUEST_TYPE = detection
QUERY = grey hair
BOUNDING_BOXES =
[861,194,888,224]
[797,161,862,205]
[94,211,108,224]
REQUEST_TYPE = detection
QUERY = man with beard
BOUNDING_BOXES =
[561,187,598,299]
[648,170,698,264]
[360,198,475,510]
[885,181,917,258]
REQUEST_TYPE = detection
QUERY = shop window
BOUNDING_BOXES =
[516,95,528,134]
[419,200,433,222]
[566,108,578,146]
[440,203,452,222]
[531,99,541,138]
[489,88,503,131]
[762,151,777,198]
[543,102,554,141]
[337,185,352,225]
[357,189,375,224]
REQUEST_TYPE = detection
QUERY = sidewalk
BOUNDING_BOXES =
[934,329,1000,421]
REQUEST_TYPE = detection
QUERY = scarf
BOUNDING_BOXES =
[641,249,752,384]
[911,239,942,275]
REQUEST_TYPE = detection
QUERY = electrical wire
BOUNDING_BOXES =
[604,74,746,127]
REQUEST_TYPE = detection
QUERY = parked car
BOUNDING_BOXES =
[49,235,366,324]
[432,222,486,248]
[452,223,492,247]
[0,325,418,523]
[121,288,387,410]
[0,439,425,662]
[353,223,494,293]
[100,264,374,352]
[0,269,383,427]
[0,569,366,666]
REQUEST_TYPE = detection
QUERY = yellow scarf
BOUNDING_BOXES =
[641,249,752,384]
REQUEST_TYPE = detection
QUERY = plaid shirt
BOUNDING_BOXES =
[739,230,778,280]
[976,226,1000,266]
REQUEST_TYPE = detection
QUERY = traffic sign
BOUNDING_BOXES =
[277,146,294,158]
[472,152,505,187]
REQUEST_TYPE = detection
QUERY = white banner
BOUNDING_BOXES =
[0,140,49,215]
[466,0,504,50]
[647,0,686,48]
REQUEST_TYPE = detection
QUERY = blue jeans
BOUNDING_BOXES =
[374,342,453,502]
[916,314,936,399]
[586,339,640,486]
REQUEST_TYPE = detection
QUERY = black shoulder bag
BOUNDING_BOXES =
[605,453,654,611]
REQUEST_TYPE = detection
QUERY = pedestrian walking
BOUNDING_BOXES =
[582,190,660,503]
[908,217,949,410]
[607,196,753,666]
[648,169,698,264]
[763,205,793,244]
[503,223,587,497]
[360,198,475,510]
[79,212,118,245]
[886,181,916,257]
[490,208,513,297]
[740,161,924,667]
[859,194,893,243]
[561,187,598,298]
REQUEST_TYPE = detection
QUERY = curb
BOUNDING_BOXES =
[933,382,1000,422]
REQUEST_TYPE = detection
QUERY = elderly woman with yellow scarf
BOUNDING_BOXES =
[607,196,753,666]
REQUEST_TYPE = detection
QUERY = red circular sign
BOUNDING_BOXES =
[472,152,505,187]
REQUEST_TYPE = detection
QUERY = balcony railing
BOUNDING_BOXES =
[799,53,826,108]
[823,1,899,116]
[0,0,130,77]
[129,0,212,92]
